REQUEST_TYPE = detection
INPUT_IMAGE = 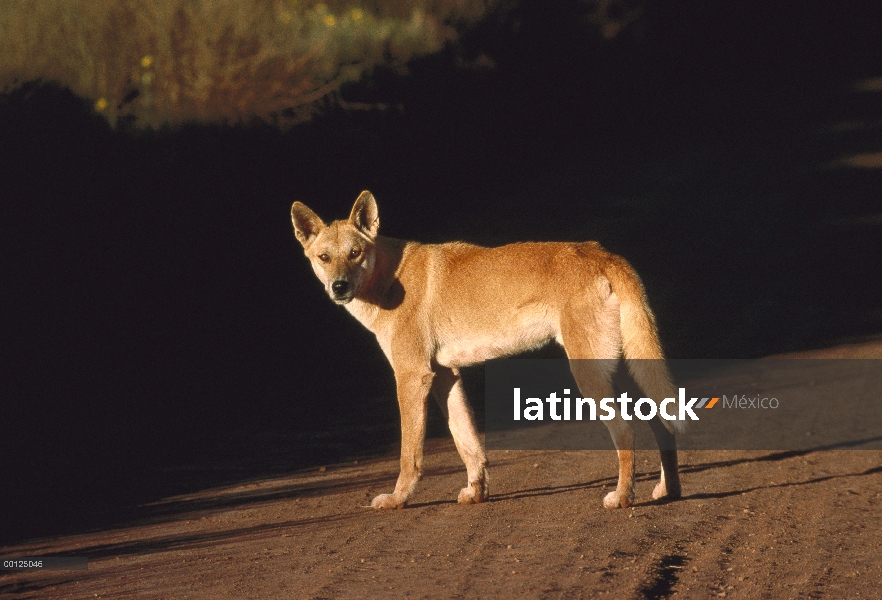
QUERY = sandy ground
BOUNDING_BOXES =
[2,342,881,599]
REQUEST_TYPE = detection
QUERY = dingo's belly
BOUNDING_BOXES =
[433,304,558,367]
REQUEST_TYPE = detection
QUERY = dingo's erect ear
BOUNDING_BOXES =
[349,191,380,239]
[291,202,326,248]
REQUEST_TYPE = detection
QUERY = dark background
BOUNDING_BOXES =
[2,0,881,544]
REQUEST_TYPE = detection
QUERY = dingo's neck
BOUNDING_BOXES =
[345,236,412,330]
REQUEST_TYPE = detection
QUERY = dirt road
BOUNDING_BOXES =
[2,343,881,599]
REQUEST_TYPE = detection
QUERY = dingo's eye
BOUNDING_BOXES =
[318,253,330,263]
[349,248,361,260]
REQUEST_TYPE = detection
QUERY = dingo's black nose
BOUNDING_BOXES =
[331,280,350,296]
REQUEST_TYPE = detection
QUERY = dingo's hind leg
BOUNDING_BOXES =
[560,283,636,508]
[432,367,488,504]
[648,415,681,500]
[610,255,683,501]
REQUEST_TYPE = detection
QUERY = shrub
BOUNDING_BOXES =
[0,0,493,127]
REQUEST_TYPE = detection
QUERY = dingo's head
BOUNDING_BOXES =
[291,191,379,305]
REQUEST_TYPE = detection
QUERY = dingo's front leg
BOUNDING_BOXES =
[431,367,488,504]
[371,369,432,510]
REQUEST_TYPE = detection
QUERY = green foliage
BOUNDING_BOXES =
[0,0,493,127]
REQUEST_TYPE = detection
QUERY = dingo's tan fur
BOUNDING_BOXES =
[291,191,681,510]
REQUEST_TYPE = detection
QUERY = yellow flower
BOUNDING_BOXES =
[94,98,108,112]
[323,14,336,27]
[140,55,153,69]
[278,9,292,24]
[349,8,363,22]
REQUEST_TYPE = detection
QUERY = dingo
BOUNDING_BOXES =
[291,191,682,510]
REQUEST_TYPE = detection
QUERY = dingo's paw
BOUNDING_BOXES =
[371,493,406,510]
[457,479,489,505]
[603,489,634,509]
[652,480,681,501]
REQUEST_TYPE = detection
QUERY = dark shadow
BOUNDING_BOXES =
[486,437,882,506]
[405,499,459,509]
[491,475,619,502]
[125,464,466,527]
[677,435,882,476]
[13,513,359,563]
[678,465,882,503]
[0,578,81,599]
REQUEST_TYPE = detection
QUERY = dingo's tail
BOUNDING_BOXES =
[606,257,684,436]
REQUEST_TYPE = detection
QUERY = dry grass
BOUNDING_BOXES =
[0,0,492,127]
